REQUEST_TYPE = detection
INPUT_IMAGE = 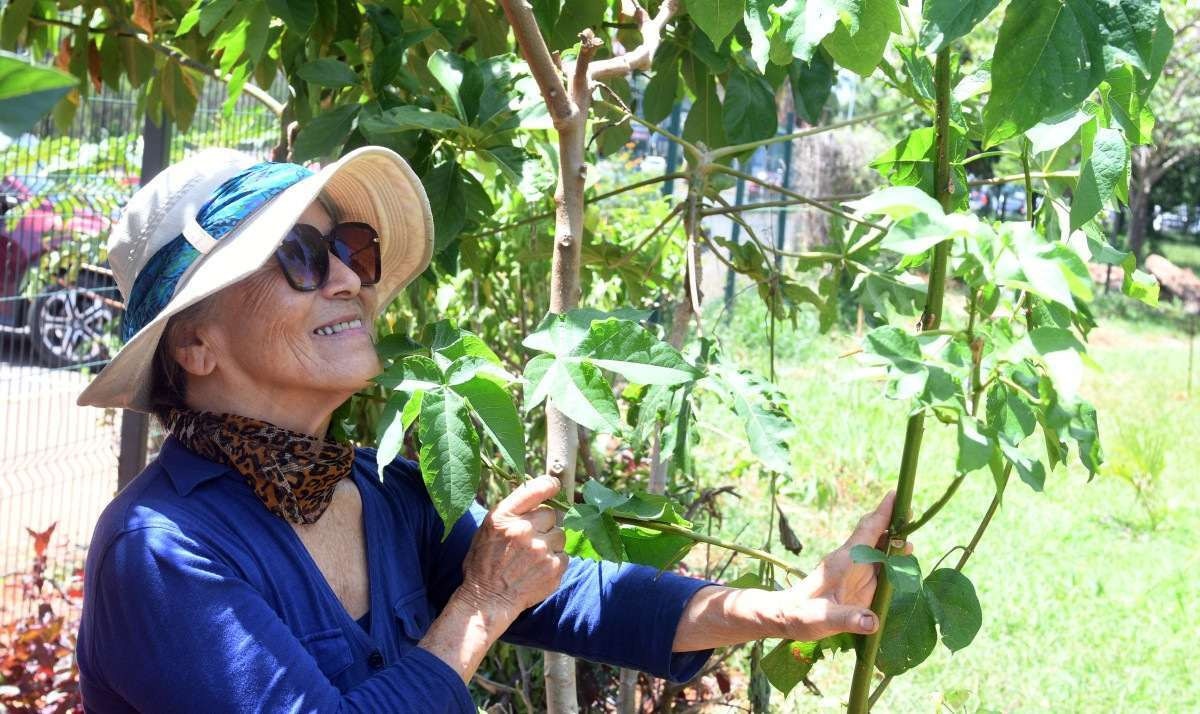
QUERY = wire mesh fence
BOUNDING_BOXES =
[0,76,280,620]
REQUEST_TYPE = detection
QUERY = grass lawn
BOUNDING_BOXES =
[691,297,1199,713]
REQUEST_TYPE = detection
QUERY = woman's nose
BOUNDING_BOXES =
[321,249,362,298]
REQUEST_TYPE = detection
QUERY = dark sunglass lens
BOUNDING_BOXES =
[331,223,380,285]
[276,224,329,290]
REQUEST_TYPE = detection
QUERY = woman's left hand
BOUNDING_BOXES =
[775,490,907,641]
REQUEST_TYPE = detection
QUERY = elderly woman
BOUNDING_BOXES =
[76,146,898,712]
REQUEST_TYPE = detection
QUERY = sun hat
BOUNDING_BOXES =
[77,145,434,412]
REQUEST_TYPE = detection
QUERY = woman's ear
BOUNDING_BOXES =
[171,322,218,377]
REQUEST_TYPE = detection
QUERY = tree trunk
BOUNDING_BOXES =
[1129,147,1153,261]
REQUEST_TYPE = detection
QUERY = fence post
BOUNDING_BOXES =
[116,114,171,492]
[661,103,683,197]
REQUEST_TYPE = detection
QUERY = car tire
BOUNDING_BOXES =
[26,281,117,369]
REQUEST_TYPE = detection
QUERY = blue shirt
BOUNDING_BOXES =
[77,437,713,712]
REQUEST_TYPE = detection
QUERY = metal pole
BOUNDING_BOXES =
[117,113,171,492]
[773,113,795,269]
[661,103,683,198]
[723,161,747,322]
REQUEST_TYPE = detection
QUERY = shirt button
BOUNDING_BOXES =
[367,650,385,670]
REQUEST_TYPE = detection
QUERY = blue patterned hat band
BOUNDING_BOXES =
[121,162,314,341]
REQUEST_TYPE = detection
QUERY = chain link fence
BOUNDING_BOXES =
[0,75,280,619]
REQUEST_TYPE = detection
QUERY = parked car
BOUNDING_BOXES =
[0,175,121,368]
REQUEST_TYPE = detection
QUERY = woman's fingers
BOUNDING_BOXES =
[496,475,560,516]
[826,604,879,635]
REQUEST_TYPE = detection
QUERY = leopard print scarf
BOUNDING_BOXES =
[165,409,353,525]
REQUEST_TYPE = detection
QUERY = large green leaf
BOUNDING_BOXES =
[924,568,983,652]
[820,0,899,76]
[376,390,415,477]
[529,359,624,434]
[722,68,778,146]
[359,105,464,135]
[642,47,680,123]
[685,0,745,47]
[760,639,822,695]
[744,0,777,72]
[564,504,625,562]
[788,49,835,125]
[1069,127,1128,231]
[777,0,860,62]
[983,0,1162,146]
[423,159,468,252]
[451,376,525,473]
[618,524,694,569]
[919,0,1001,53]
[296,58,359,88]
[956,416,993,475]
[877,586,937,675]
[709,366,794,472]
[574,318,701,386]
[292,103,360,162]
[265,0,317,35]
[418,388,481,533]
[681,66,726,148]
[0,54,76,137]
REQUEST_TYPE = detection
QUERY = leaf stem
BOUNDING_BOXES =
[892,473,965,538]
[846,47,954,714]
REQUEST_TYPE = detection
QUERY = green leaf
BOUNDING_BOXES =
[722,68,778,146]
[427,51,478,122]
[709,367,794,472]
[426,320,502,364]
[533,359,624,434]
[1030,327,1085,400]
[877,586,937,676]
[376,333,426,361]
[292,103,360,162]
[580,480,632,512]
[849,185,944,220]
[686,0,745,47]
[424,159,468,252]
[0,54,77,137]
[957,416,993,475]
[998,438,1046,490]
[642,47,680,123]
[870,126,968,207]
[575,318,701,386]
[266,0,317,35]
[744,0,776,72]
[359,105,465,135]
[777,0,857,62]
[920,0,1001,53]
[376,390,414,477]
[788,49,835,125]
[1025,108,1092,154]
[564,504,626,562]
[681,67,726,148]
[983,0,1161,146]
[296,58,359,88]
[619,524,695,569]
[1070,128,1128,231]
[1120,253,1159,306]
[865,325,924,372]
[924,568,983,652]
[548,0,607,50]
[418,388,482,533]
[451,376,525,473]
[761,639,822,695]
[986,384,1036,446]
[821,0,899,76]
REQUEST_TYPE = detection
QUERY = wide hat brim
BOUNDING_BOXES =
[77,146,434,412]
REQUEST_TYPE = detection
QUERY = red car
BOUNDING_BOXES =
[0,175,120,368]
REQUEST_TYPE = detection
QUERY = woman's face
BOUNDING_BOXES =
[199,200,381,404]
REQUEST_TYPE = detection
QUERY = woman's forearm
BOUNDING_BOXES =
[418,593,516,683]
[672,585,788,652]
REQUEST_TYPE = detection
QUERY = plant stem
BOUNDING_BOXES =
[709,106,913,159]
[846,47,954,714]
[713,166,888,233]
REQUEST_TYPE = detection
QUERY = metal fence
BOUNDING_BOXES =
[0,76,280,618]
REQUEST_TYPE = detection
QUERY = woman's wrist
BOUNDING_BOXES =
[418,590,519,682]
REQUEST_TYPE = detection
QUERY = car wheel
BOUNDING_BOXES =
[26,284,116,369]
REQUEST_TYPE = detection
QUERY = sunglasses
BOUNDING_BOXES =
[275,222,381,291]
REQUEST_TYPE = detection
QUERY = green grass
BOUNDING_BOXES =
[1156,239,1200,273]
[693,296,1199,713]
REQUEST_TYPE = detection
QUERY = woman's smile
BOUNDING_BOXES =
[311,316,367,338]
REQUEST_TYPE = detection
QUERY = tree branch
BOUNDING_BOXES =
[497,0,574,123]
[587,0,679,80]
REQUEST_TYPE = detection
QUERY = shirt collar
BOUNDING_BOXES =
[159,435,234,496]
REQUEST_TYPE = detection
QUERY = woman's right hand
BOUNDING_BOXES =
[455,475,569,622]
